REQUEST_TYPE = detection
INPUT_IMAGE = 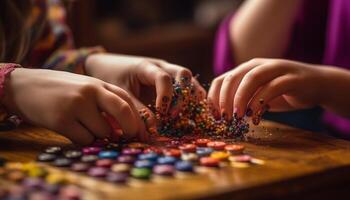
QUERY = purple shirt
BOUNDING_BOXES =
[214,0,350,135]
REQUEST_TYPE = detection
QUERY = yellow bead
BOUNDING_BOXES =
[46,173,66,184]
[210,151,229,161]
[28,167,47,177]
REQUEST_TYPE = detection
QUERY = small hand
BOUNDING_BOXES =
[85,53,206,130]
[208,58,325,123]
[2,68,147,145]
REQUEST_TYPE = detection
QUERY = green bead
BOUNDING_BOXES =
[131,168,151,179]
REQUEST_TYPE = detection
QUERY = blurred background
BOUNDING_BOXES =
[67,0,242,83]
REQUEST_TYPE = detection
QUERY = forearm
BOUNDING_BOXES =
[230,0,302,64]
[319,66,350,117]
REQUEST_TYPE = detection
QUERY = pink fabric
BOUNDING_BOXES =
[0,63,20,98]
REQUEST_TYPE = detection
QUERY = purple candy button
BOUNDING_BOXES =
[117,155,136,164]
[153,165,175,176]
[122,148,142,156]
[106,172,129,183]
[83,147,101,155]
[88,167,108,177]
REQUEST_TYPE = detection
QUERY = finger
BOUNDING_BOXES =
[96,89,141,140]
[233,64,290,118]
[219,59,263,119]
[77,103,112,140]
[104,84,147,141]
[59,121,95,146]
[157,62,193,84]
[248,75,295,119]
[207,76,224,118]
[131,95,156,141]
[136,62,173,114]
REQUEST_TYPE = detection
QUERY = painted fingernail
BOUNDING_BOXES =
[246,108,253,117]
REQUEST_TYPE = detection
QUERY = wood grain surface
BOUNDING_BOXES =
[1,121,350,200]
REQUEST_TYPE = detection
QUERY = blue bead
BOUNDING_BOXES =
[134,160,155,168]
[157,156,177,165]
[98,151,119,159]
[138,153,158,161]
[196,147,213,157]
[175,161,194,172]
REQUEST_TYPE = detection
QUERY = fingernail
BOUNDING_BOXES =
[233,107,239,118]
[246,108,253,117]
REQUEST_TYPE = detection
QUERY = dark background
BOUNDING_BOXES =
[67,0,242,83]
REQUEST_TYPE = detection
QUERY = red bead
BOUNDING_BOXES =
[200,157,219,167]
[163,149,181,158]
[195,139,211,147]
[179,144,197,153]
[225,144,245,155]
[207,141,226,151]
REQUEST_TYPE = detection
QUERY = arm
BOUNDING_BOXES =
[230,0,302,64]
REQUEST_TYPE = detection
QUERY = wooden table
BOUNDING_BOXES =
[1,121,350,200]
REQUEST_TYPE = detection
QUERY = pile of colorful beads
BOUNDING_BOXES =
[36,138,264,184]
[153,78,249,139]
[0,162,86,199]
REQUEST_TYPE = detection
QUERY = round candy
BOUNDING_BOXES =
[28,167,47,177]
[106,172,129,183]
[153,165,174,176]
[138,153,158,161]
[210,151,229,161]
[46,173,66,184]
[200,157,219,167]
[59,185,82,199]
[122,148,142,156]
[195,138,211,147]
[229,155,252,163]
[163,149,181,158]
[82,147,101,155]
[98,150,119,159]
[225,144,245,155]
[117,155,136,164]
[181,153,198,162]
[88,167,108,177]
[96,159,114,168]
[22,177,44,189]
[179,144,197,153]
[37,153,57,162]
[64,150,82,159]
[53,158,72,167]
[207,141,226,151]
[175,161,194,172]
[143,147,162,154]
[71,162,90,172]
[131,168,151,179]
[81,155,99,163]
[157,156,177,165]
[196,147,214,157]
[134,160,155,169]
[45,146,62,155]
[111,163,131,173]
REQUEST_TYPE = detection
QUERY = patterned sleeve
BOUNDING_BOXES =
[27,0,105,74]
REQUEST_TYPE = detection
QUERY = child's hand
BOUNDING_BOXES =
[1,68,147,145]
[208,58,325,122]
[85,53,206,129]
